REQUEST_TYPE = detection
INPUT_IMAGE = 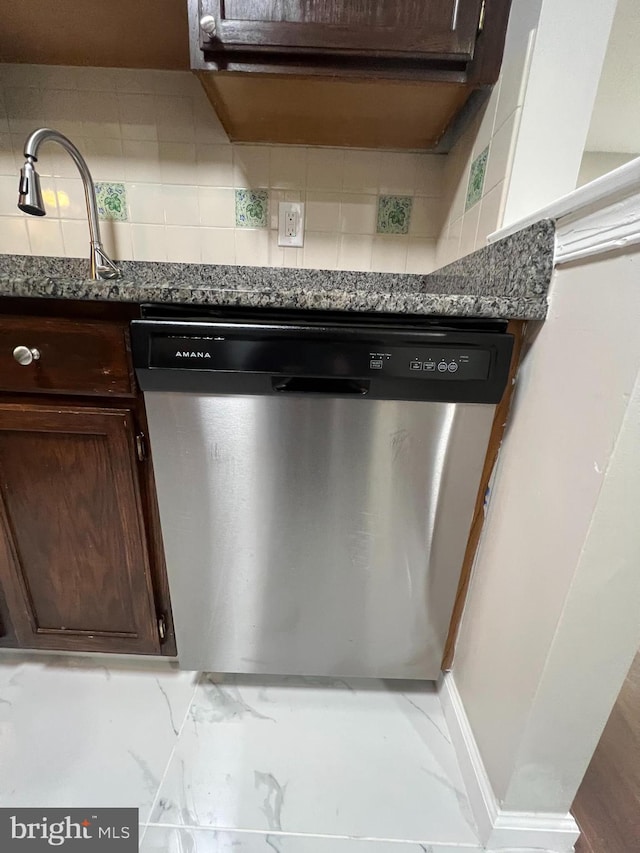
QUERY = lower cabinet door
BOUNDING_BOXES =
[0,403,161,654]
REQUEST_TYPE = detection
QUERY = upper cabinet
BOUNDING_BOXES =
[191,0,513,149]
[2,0,513,150]
[198,0,483,67]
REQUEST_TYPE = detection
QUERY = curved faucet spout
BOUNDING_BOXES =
[18,128,121,280]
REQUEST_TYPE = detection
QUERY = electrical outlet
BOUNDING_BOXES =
[278,202,305,247]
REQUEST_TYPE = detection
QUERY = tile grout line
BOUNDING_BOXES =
[143,821,483,848]
[140,671,203,846]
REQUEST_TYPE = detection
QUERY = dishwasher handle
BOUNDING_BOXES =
[272,377,370,396]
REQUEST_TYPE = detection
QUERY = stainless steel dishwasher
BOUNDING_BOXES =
[132,307,513,679]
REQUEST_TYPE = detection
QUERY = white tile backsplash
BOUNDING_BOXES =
[233,145,270,189]
[103,220,132,261]
[371,235,408,273]
[235,228,270,266]
[80,90,120,139]
[201,227,236,265]
[26,217,64,256]
[0,216,30,253]
[459,202,481,258]
[60,219,89,257]
[343,150,381,194]
[471,81,502,161]
[406,238,437,274]
[0,63,445,272]
[131,223,168,261]
[302,231,339,270]
[477,180,506,245]
[83,137,125,180]
[118,93,157,141]
[162,184,199,226]
[4,87,44,134]
[339,193,377,235]
[378,151,419,195]
[305,191,341,232]
[123,139,161,183]
[165,225,201,262]
[198,186,235,227]
[485,109,520,195]
[155,95,195,144]
[195,144,234,187]
[158,141,196,185]
[54,177,87,220]
[435,2,537,263]
[306,148,345,191]
[128,183,165,224]
[270,145,307,190]
[0,174,18,216]
[338,234,374,271]
[409,196,442,238]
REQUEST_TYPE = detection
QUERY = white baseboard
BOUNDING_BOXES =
[438,673,580,853]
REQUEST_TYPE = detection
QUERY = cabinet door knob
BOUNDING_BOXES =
[13,346,40,366]
[200,14,217,36]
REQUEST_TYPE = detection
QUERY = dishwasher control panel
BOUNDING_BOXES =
[146,336,491,381]
[132,313,514,404]
[369,347,490,380]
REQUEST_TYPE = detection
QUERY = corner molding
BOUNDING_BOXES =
[438,672,580,852]
[554,190,640,264]
[487,155,640,249]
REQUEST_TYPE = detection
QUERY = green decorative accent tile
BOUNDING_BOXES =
[235,189,269,228]
[95,182,127,221]
[377,195,412,235]
[466,147,489,211]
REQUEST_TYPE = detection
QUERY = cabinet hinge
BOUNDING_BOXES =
[158,614,167,642]
[136,432,147,462]
[478,0,486,32]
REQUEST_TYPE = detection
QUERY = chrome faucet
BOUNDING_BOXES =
[17,128,121,280]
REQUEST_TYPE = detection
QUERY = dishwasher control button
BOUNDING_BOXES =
[410,361,423,371]
[448,361,459,373]
[370,359,383,369]
[437,361,448,372]
[424,361,436,372]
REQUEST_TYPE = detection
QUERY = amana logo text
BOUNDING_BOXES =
[175,350,211,358]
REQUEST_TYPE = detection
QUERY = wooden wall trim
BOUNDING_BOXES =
[441,318,526,670]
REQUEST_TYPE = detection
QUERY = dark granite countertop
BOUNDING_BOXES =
[0,220,554,319]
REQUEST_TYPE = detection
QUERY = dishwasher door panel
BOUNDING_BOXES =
[144,392,495,678]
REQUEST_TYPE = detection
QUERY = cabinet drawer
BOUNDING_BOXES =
[0,316,135,397]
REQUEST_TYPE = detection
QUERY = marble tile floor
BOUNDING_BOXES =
[0,653,483,852]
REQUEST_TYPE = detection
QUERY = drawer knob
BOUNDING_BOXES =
[200,14,217,37]
[13,346,40,366]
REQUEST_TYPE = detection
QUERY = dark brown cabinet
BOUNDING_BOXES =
[199,0,483,63]
[0,403,162,654]
[0,584,16,647]
[0,307,175,658]
[192,0,513,149]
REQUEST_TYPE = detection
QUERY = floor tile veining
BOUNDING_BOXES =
[0,655,481,852]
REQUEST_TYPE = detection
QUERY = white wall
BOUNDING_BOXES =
[503,0,618,224]
[577,152,637,187]
[453,230,640,811]
[585,0,640,154]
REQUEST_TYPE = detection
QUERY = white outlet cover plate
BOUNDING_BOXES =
[278,201,305,247]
